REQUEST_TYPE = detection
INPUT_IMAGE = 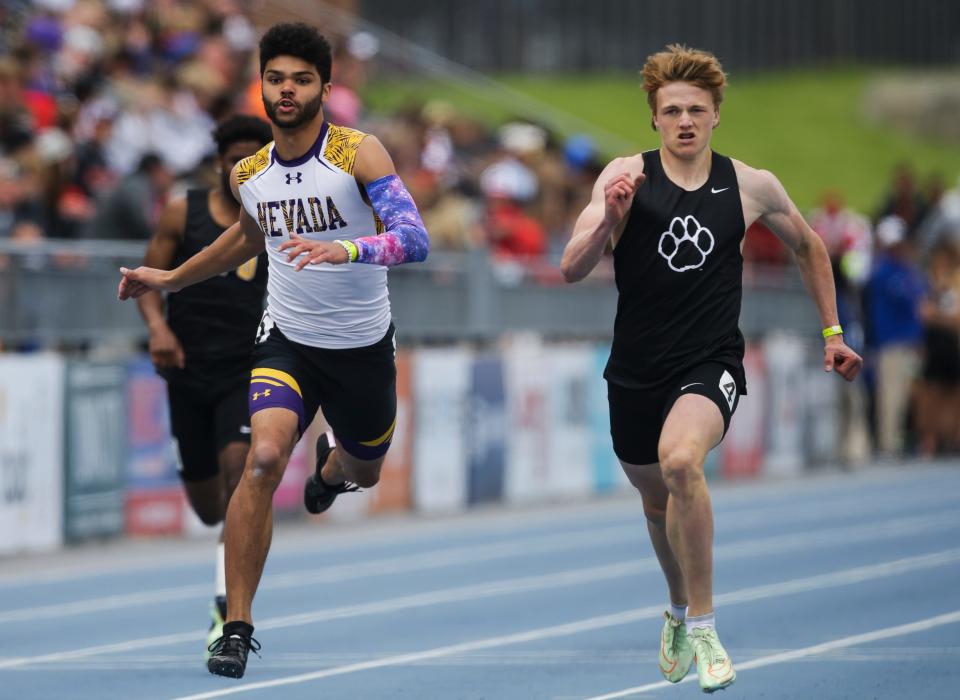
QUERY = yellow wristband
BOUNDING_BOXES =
[334,239,359,263]
[822,325,843,339]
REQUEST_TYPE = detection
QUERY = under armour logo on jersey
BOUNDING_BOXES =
[252,389,272,401]
[285,172,303,184]
[719,369,737,411]
[658,215,715,272]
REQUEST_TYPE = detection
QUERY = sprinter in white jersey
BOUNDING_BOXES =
[118,22,429,679]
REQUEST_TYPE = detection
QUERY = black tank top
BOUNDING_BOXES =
[166,189,267,380]
[604,150,747,390]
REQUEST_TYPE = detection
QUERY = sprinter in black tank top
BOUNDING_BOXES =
[133,115,272,659]
[561,45,862,693]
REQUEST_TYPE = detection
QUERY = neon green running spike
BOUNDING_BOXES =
[690,627,736,693]
[204,601,226,661]
[658,611,695,682]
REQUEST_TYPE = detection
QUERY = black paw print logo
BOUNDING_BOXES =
[657,215,715,271]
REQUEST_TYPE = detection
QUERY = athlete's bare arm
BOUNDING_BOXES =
[135,197,187,368]
[735,160,863,380]
[561,155,645,283]
[278,134,430,270]
[118,165,265,300]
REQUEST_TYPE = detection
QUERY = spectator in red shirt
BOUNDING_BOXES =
[480,156,546,259]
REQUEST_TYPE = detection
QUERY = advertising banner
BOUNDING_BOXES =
[721,345,767,479]
[544,345,593,498]
[64,361,126,542]
[589,344,628,493]
[0,355,65,554]
[762,334,807,477]
[412,347,470,513]
[371,350,414,513]
[804,367,840,466]
[467,354,507,505]
[502,335,549,503]
[125,356,182,536]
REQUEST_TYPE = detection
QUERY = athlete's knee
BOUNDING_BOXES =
[635,481,668,524]
[642,502,667,525]
[246,441,288,490]
[621,463,668,508]
[182,478,226,525]
[658,445,704,494]
[193,506,224,527]
[219,444,248,497]
[338,453,382,489]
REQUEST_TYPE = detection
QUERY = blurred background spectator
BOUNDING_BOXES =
[915,240,960,456]
[865,215,927,458]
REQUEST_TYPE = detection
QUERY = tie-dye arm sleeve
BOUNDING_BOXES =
[354,174,430,266]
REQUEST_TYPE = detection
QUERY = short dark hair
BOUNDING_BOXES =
[212,115,273,155]
[259,23,332,83]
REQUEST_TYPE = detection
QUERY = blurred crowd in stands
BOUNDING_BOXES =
[0,0,599,258]
[2,0,960,461]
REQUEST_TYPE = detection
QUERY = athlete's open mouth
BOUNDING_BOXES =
[679,133,695,140]
[277,100,297,112]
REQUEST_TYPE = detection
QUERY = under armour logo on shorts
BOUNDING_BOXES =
[285,172,303,184]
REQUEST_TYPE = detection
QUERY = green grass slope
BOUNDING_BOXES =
[363,68,960,214]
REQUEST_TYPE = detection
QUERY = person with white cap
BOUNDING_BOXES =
[866,214,927,456]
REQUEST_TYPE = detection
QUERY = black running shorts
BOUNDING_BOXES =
[608,361,744,466]
[167,379,251,482]
[249,316,397,460]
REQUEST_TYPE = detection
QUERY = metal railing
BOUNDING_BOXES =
[0,239,817,347]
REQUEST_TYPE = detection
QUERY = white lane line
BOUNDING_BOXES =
[3,496,956,624]
[1,513,957,669]
[0,506,634,588]
[582,610,960,699]
[0,526,636,623]
[165,550,960,700]
[2,468,954,588]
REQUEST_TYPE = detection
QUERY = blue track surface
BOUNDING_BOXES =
[2,464,959,699]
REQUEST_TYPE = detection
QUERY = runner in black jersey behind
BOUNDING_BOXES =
[561,45,862,693]
[134,114,272,658]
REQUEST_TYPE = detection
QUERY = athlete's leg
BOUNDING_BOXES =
[622,459,696,683]
[223,407,299,624]
[217,442,248,517]
[620,461,686,607]
[181,477,225,525]
[179,443,246,526]
[169,382,224,524]
[212,382,255,534]
[320,446,384,488]
[657,393,724,617]
[212,440,248,607]
[310,329,397,494]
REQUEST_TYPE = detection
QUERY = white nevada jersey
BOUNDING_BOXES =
[236,121,389,349]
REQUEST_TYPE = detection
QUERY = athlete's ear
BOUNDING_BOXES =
[650,116,658,132]
[713,106,720,129]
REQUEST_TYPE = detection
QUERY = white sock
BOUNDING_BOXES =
[216,543,226,599]
[670,603,688,622]
[687,611,716,630]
